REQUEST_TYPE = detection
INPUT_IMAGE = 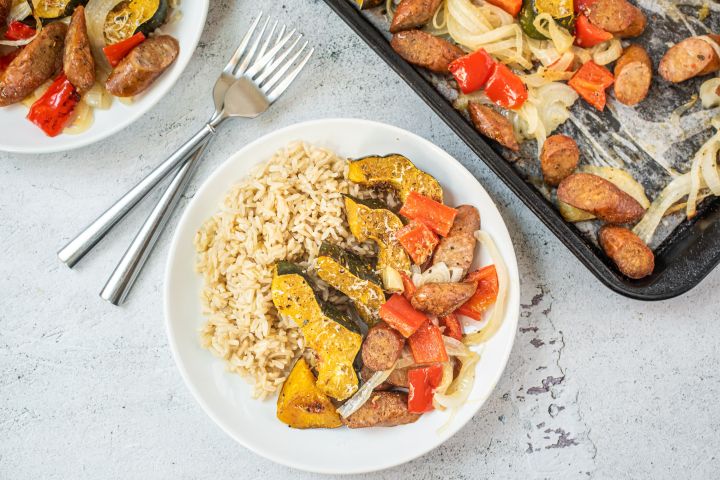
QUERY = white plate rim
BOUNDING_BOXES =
[0,0,209,154]
[163,118,520,474]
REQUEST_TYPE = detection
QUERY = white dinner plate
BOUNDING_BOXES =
[0,0,209,154]
[164,118,520,474]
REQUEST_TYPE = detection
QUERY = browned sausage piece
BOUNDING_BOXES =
[0,0,10,26]
[106,35,179,97]
[658,35,720,84]
[362,322,406,371]
[390,30,463,74]
[360,365,410,390]
[432,205,480,277]
[599,226,654,279]
[540,134,579,186]
[343,391,421,428]
[390,0,443,33]
[585,0,635,33]
[411,282,477,317]
[615,5,646,38]
[557,173,645,224]
[468,102,519,152]
[64,6,95,95]
[0,22,66,107]
[613,44,652,106]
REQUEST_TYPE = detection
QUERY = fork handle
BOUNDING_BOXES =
[100,138,210,305]
[57,121,218,268]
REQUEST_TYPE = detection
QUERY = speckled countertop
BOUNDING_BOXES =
[2,1,720,479]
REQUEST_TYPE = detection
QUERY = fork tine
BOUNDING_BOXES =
[255,35,301,85]
[245,29,298,79]
[266,47,314,102]
[256,20,278,60]
[261,42,308,94]
[222,13,262,75]
[235,16,270,76]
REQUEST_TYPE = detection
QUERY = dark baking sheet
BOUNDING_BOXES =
[323,0,720,300]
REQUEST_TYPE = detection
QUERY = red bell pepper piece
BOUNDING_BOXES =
[448,48,495,94]
[399,191,458,237]
[441,313,463,340]
[457,265,499,320]
[103,32,146,67]
[396,221,439,265]
[27,74,80,137]
[399,271,416,301]
[379,294,428,338]
[485,0,522,16]
[574,14,613,48]
[484,63,528,110]
[408,320,449,364]
[407,364,444,413]
[568,60,614,111]
[4,21,36,41]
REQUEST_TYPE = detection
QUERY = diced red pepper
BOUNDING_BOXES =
[568,60,614,111]
[441,313,463,340]
[27,74,80,137]
[396,221,439,265]
[103,32,146,67]
[407,364,444,413]
[448,48,496,94]
[408,320,449,364]
[574,14,613,48]
[399,191,458,237]
[574,0,596,14]
[379,294,428,338]
[485,0,522,16]
[457,265,499,320]
[0,50,18,72]
[484,63,528,110]
[4,21,36,41]
[399,271,416,301]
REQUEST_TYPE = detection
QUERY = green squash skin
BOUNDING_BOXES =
[134,0,168,36]
[519,0,575,40]
[318,242,380,286]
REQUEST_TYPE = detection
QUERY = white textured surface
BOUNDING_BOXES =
[1,2,720,478]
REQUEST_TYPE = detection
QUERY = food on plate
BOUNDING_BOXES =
[390,0,442,33]
[196,142,508,428]
[659,35,720,84]
[468,102,519,151]
[390,29,464,73]
[612,44,651,106]
[0,0,181,136]
[584,0,644,35]
[540,134,579,186]
[598,225,654,279]
[557,173,645,224]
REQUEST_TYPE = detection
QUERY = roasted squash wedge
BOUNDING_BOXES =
[347,154,443,203]
[317,242,385,326]
[104,0,168,43]
[271,262,362,401]
[29,0,88,21]
[344,195,411,274]
[277,358,343,429]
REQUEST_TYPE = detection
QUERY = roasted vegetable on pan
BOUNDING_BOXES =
[347,154,443,202]
[104,0,168,43]
[271,262,362,401]
[28,0,88,21]
[316,242,385,326]
[277,358,343,429]
[519,0,574,40]
[344,195,411,273]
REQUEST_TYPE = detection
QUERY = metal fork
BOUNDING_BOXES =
[56,13,313,303]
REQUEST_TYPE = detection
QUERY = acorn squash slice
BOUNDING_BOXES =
[276,358,343,429]
[344,195,411,274]
[28,0,87,21]
[317,242,385,327]
[347,154,443,203]
[104,0,168,44]
[271,262,362,401]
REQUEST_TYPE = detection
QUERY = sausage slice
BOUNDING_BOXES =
[468,102,519,151]
[585,0,635,33]
[0,22,66,107]
[362,322,406,371]
[557,173,645,224]
[0,0,10,27]
[64,6,95,95]
[343,391,421,428]
[540,134,579,186]
[106,35,179,97]
[615,5,646,38]
[433,205,480,277]
[411,282,477,317]
[613,44,652,105]
[599,226,654,279]
[390,0,443,33]
[659,35,720,84]
[390,29,464,73]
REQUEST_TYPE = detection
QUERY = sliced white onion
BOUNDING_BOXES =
[463,231,509,346]
[443,335,474,357]
[412,262,451,287]
[433,351,480,410]
[533,13,574,54]
[64,101,93,135]
[632,174,692,244]
[9,1,32,23]
[699,78,720,109]
[687,144,704,219]
[449,267,464,283]
[86,0,126,72]
[700,137,720,195]
[591,38,623,66]
[82,82,113,109]
[336,366,394,418]
[431,361,455,411]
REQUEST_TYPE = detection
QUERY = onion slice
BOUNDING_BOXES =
[0,13,41,47]
[632,174,692,244]
[431,361,456,411]
[432,351,480,410]
[336,366,394,418]
[86,0,126,72]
